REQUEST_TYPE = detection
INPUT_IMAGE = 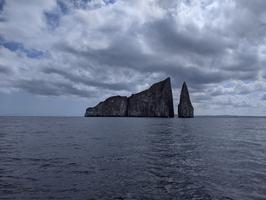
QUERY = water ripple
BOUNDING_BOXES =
[0,117,266,199]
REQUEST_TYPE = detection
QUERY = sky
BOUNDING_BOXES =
[1,0,266,116]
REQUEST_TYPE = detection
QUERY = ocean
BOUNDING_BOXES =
[0,117,266,200]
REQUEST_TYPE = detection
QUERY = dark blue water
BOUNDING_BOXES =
[0,117,266,200]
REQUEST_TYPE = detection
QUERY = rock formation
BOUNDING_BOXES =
[85,77,174,118]
[127,77,174,117]
[85,96,128,117]
[178,82,194,118]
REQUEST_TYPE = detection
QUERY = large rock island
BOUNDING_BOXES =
[85,77,174,118]
[178,82,194,118]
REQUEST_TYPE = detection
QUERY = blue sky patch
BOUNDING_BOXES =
[103,0,116,5]
[45,11,60,30]
[57,0,70,14]
[44,0,117,30]
[0,36,45,59]
[0,0,5,12]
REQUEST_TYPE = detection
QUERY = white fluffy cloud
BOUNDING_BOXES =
[1,0,266,115]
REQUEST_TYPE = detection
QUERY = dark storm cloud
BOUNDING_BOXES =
[14,79,95,98]
[158,65,226,84]
[57,40,228,88]
[0,65,11,74]
[55,28,256,93]
[223,51,259,72]
[262,94,266,101]
[142,17,229,56]
[236,0,266,14]
[42,67,134,91]
[55,18,231,87]
[53,2,262,94]
[55,34,149,71]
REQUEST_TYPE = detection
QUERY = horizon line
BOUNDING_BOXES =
[0,115,266,118]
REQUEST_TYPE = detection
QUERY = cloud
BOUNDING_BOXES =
[0,36,45,58]
[0,64,11,74]
[0,0,5,12]
[0,0,266,115]
[42,67,135,91]
[142,17,229,56]
[262,94,266,101]
[14,79,96,98]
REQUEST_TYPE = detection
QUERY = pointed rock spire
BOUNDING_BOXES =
[178,82,194,118]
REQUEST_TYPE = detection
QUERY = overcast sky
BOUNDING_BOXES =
[1,0,266,116]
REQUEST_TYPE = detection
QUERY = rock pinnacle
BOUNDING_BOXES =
[178,82,194,118]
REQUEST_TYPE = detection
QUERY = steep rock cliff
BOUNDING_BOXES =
[178,82,194,118]
[127,78,174,117]
[85,78,174,118]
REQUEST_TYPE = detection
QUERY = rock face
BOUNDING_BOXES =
[127,78,174,117]
[85,96,128,117]
[85,77,174,118]
[178,82,194,118]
